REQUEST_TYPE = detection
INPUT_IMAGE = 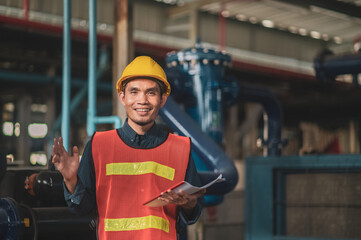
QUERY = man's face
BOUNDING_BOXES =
[119,78,167,129]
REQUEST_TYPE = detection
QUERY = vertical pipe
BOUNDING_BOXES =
[87,0,97,136]
[62,0,71,151]
[23,0,29,20]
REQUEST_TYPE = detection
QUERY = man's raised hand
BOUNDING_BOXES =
[52,137,79,194]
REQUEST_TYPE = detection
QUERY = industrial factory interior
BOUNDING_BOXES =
[1,0,361,239]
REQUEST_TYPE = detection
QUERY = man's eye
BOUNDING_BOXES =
[130,91,137,94]
[148,91,156,95]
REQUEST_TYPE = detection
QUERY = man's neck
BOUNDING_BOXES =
[127,120,154,135]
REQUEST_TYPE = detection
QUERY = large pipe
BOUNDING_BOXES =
[238,84,283,156]
[87,0,97,136]
[314,49,361,83]
[87,0,121,136]
[61,0,71,151]
[0,70,112,91]
[160,96,238,195]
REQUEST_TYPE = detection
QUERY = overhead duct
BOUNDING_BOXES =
[314,49,361,84]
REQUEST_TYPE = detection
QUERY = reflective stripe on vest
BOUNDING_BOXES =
[104,215,169,232]
[106,161,175,181]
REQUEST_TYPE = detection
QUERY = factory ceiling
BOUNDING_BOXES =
[162,0,361,46]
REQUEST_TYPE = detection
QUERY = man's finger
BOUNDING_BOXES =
[52,138,59,153]
[166,190,181,200]
[52,154,59,164]
[58,137,71,157]
[73,146,79,159]
[192,189,206,198]
[159,192,172,203]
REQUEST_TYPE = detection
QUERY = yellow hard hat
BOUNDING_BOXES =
[116,56,171,96]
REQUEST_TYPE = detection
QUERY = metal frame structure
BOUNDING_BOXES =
[245,154,361,240]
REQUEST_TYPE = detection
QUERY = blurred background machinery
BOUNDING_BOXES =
[2,0,361,240]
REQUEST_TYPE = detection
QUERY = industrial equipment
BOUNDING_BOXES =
[0,165,96,240]
[244,45,361,240]
[164,42,239,205]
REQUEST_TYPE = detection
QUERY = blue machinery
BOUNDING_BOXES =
[245,49,361,240]
[245,155,361,240]
[164,45,238,205]
[162,44,284,208]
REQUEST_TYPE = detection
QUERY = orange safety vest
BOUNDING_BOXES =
[92,130,190,240]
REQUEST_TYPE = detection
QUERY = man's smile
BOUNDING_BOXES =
[135,108,151,112]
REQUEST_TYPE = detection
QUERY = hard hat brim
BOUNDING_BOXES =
[116,75,171,96]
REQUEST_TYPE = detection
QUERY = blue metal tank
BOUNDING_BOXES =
[165,42,238,205]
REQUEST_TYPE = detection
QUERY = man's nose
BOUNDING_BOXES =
[137,92,148,103]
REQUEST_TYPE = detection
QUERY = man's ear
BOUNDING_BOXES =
[160,94,168,108]
[118,91,125,106]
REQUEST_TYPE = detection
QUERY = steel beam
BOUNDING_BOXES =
[275,0,361,19]
[113,0,133,124]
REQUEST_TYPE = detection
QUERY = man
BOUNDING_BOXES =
[52,56,205,240]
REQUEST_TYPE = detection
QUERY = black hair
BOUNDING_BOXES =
[122,77,166,96]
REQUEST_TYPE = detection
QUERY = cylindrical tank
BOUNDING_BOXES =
[166,43,237,205]
[166,45,232,144]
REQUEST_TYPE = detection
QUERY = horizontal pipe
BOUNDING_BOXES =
[314,50,361,80]
[93,116,122,129]
[0,70,112,91]
[159,96,238,195]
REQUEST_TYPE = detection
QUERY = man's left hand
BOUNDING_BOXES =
[158,189,206,210]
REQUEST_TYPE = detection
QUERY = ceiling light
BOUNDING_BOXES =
[249,17,258,24]
[262,20,274,28]
[322,34,329,41]
[288,26,298,34]
[310,31,321,39]
[236,14,247,21]
[298,28,307,36]
[221,10,230,18]
[276,24,287,31]
[333,36,342,44]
